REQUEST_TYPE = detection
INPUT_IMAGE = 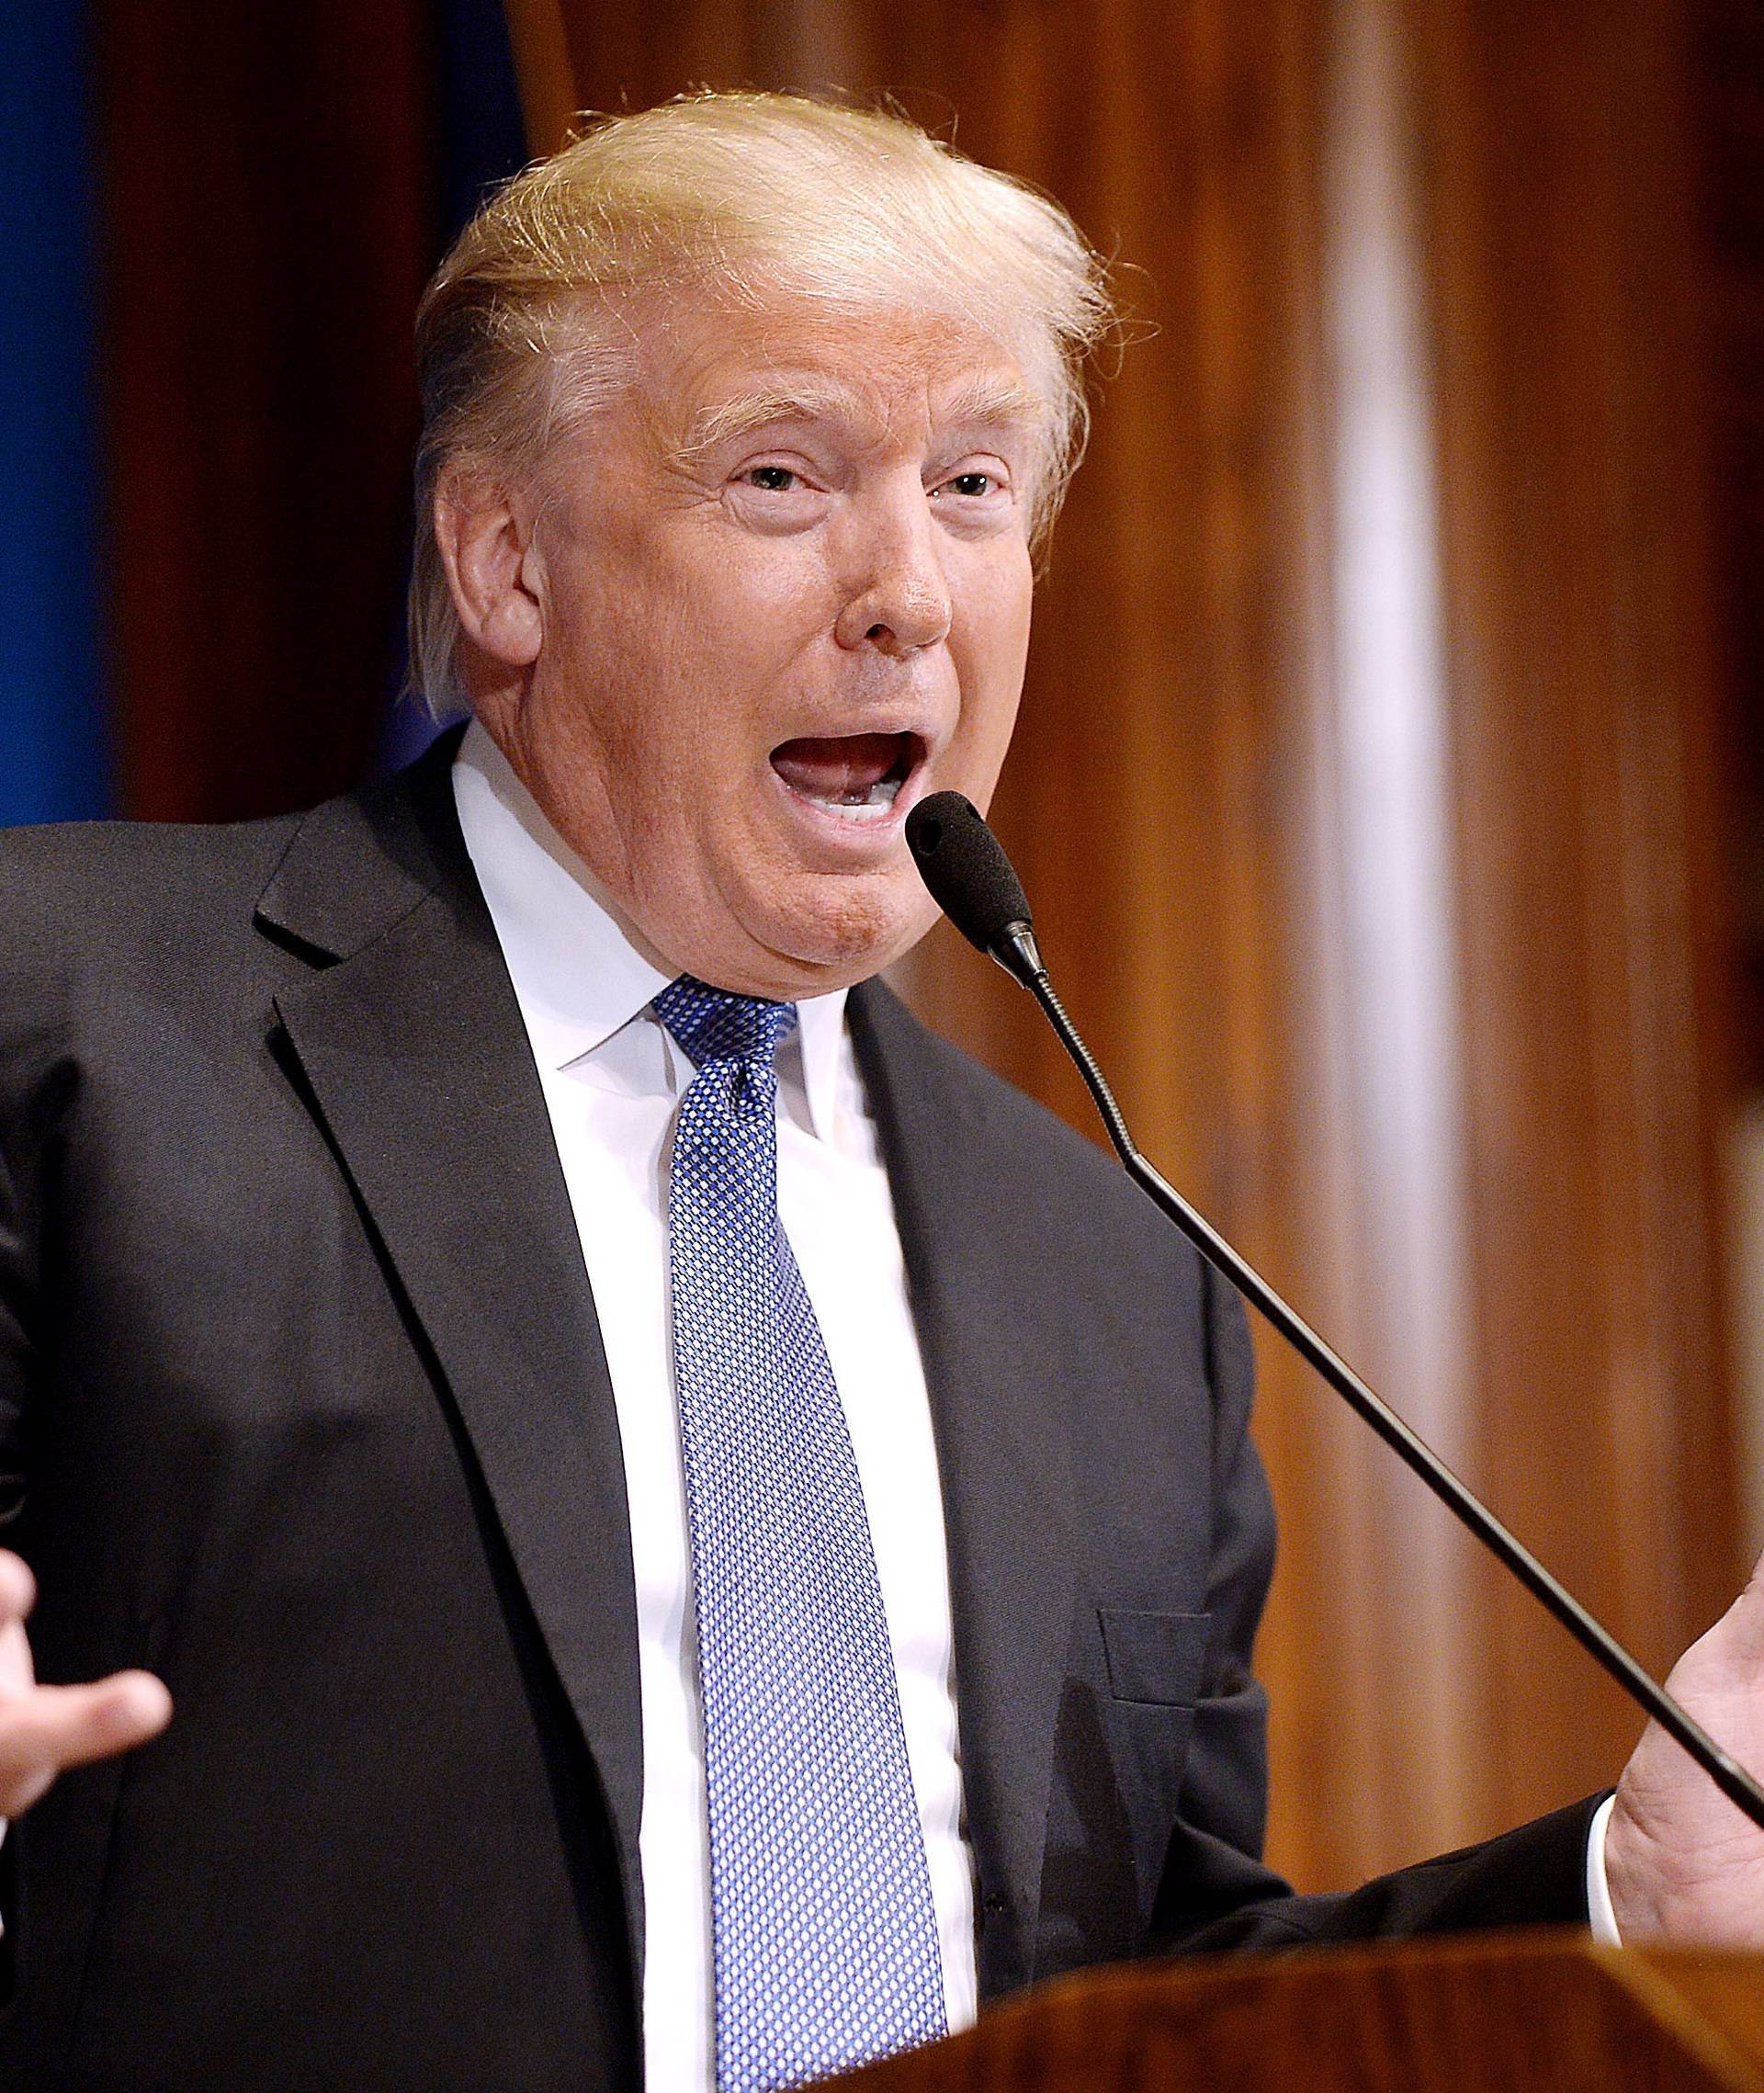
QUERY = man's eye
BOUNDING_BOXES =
[742,465,799,492]
[941,472,996,498]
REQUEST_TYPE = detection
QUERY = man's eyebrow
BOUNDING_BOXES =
[934,375,1046,434]
[678,372,1045,459]
[680,381,862,458]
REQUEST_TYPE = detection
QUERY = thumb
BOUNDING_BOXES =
[1703,1550,1764,1668]
[1658,1550,1764,1713]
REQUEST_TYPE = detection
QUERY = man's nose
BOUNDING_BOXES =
[833,508,954,657]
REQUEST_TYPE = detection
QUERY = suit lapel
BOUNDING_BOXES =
[850,981,1079,2000]
[256,744,647,1974]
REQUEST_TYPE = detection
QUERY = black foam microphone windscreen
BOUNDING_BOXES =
[904,792,1033,957]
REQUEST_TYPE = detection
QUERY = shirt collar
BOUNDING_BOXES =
[451,718,849,1141]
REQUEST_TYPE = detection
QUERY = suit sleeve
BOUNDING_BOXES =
[0,878,60,1992]
[1149,1259,1600,1953]
[0,1140,30,1533]
[0,923,55,1533]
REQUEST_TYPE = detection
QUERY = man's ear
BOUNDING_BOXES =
[433,463,544,669]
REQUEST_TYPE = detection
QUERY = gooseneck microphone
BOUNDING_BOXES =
[906,788,1764,1836]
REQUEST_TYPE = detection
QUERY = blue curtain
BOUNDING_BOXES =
[0,0,111,824]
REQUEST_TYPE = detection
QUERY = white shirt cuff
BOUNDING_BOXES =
[1586,1793,1621,1943]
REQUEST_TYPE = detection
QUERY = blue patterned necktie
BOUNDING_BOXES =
[653,975,947,2093]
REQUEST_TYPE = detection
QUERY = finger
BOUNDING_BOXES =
[60,1672,173,1762]
[0,1617,35,1699]
[0,1552,35,1627]
[0,1672,172,1817]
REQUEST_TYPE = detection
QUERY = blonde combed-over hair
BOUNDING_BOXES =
[409,91,1115,715]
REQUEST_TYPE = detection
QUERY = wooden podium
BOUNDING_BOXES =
[834,1935,1764,2091]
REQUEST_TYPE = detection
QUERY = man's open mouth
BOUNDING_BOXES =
[769,732,925,825]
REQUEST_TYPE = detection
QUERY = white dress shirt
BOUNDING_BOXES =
[453,722,978,2089]
[1587,1794,1620,1943]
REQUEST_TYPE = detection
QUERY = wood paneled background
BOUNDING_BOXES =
[1703,0,1764,1092]
[98,2,435,820]
[506,0,1759,1893]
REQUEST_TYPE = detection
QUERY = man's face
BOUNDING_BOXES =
[469,298,1038,1000]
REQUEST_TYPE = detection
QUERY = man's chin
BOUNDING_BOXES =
[716,883,937,1001]
[628,860,940,1000]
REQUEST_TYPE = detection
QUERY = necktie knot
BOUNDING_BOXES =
[654,975,798,1075]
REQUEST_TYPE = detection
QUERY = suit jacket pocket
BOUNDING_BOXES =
[1097,1608,1213,1708]
[1036,1611,1214,1967]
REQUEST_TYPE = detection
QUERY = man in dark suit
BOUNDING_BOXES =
[0,91,1758,2093]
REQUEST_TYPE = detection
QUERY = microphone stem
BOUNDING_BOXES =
[1018,960,1764,1837]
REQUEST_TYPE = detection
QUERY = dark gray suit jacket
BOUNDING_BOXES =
[0,736,1597,2091]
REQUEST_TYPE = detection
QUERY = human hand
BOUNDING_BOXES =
[0,1549,172,1817]
[1606,1552,1764,1944]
